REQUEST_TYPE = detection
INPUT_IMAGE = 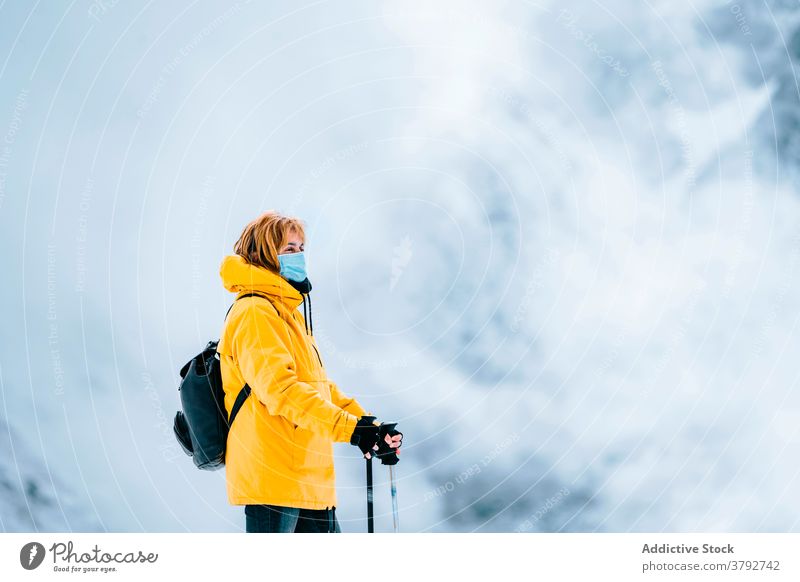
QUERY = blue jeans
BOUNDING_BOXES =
[244,504,341,533]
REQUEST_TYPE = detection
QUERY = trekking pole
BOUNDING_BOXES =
[389,464,399,533]
[378,421,401,533]
[366,455,374,533]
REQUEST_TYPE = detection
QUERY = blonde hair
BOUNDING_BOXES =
[233,210,305,272]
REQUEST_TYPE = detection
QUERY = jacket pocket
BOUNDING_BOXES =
[291,425,330,471]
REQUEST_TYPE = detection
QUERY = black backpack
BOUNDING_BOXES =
[172,292,273,470]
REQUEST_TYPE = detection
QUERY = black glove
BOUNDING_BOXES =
[375,422,403,465]
[350,415,380,457]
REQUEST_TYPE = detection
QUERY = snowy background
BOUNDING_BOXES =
[1,0,800,532]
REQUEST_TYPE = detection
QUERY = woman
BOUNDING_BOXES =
[217,211,402,533]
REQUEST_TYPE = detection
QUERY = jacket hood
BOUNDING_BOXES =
[220,254,304,309]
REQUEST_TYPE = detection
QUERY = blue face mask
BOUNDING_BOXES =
[278,251,307,282]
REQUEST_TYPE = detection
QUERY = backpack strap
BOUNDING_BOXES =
[228,384,251,426]
[224,292,273,321]
[223,292,280,427]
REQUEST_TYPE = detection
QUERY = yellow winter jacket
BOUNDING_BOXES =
[217,254,368,509]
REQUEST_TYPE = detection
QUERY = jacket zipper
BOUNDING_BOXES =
[291,308,324,369]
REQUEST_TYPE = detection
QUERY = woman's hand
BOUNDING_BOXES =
[386,432,402,450]
[365,431,401,459]
[350,416,380,458]
[351,417,403,461]
[375,423,403,465]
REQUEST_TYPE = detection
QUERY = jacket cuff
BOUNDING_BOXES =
[335,411,361,443]
[341,400,368,419]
